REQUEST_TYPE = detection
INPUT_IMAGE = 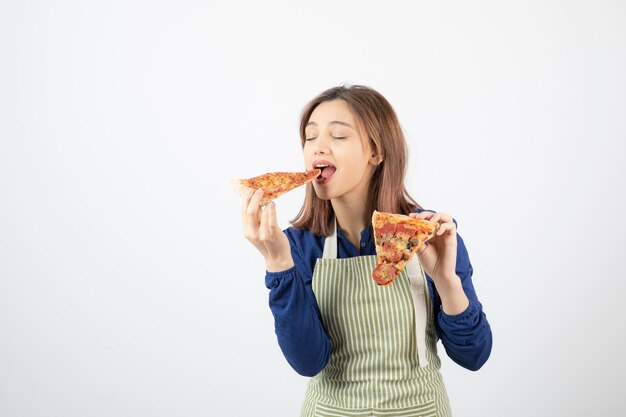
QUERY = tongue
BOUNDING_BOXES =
[321,166,336,179]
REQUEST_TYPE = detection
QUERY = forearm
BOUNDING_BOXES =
[434,274,469,316]
[266,267,331,376]
[266,257,294,273]
[431,232,492,370]
[437,300,492,371]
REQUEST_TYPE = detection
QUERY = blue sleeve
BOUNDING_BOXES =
[427,231,493,371]
[264,232,332,377]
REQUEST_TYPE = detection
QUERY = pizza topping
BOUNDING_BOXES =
[375,223,396,236]
[372,210,439,286]
[372,262,398,286]
[381,242,403,263]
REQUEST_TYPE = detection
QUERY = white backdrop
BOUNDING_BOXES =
[1,1,625,416]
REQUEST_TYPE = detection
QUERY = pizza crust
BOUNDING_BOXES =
[231,179,253,199]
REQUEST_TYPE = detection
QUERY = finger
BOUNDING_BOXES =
[262,202,284,252]
[436,212,453,223]
[266,202,279,235]
[241,188,255,216]
[412,211,435,220]
[259,202,271,241]
[243,189,264,240]
[241,187,259,218]
[246,189,264,219]
[437,221,456,236]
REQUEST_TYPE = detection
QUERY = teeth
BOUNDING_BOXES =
[315,164,329,168]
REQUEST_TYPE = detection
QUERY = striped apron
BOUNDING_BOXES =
[301,221,452,417]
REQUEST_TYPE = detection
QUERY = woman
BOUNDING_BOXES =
[240,84,492,416]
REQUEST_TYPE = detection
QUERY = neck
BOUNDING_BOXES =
[331,196,371,249]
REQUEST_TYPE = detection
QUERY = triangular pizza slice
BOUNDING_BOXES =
[372,210,439,286]
[232,169,321,206]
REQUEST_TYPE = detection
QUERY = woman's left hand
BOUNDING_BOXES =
[409,211,457,285]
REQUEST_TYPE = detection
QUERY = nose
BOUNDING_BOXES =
[313,134,331,155]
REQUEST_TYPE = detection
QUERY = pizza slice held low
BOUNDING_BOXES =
[372,210,439,286]
[232,169,321,206]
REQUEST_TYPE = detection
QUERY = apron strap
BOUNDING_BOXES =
[406,259,430,368]
[322,218,337,259]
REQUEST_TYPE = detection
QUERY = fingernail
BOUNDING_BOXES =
[255,189,263,195]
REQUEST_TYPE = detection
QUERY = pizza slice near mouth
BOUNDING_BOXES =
[372,210,439,286]
[232,169,321,206]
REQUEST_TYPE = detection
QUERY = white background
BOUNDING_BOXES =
[1,1,625,416]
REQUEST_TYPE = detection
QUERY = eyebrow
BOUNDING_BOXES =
[305,120,354,129]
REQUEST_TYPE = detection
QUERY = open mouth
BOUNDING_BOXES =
[313,162,337,183]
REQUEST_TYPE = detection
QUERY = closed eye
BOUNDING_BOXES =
[305,136,346,141]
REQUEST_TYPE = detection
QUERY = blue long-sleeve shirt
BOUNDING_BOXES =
[264,209,492,376]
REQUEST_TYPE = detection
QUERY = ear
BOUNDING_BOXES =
[369,150,383,166]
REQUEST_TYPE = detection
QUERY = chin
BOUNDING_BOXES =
[312,187,332,201]
[314,192,332,201]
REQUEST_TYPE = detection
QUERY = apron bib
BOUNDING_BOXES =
[301,221,451,417]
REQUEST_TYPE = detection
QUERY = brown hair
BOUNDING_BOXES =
[290,84,421,236]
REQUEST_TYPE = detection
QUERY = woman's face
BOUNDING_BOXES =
[303,99,379,202]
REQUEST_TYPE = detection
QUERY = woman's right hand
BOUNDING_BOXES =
[241,189,295,272]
